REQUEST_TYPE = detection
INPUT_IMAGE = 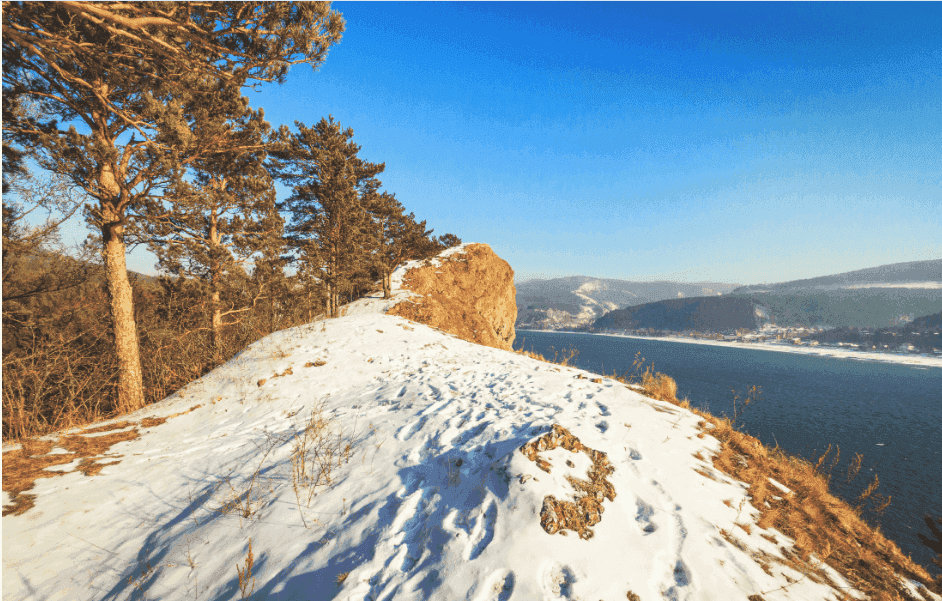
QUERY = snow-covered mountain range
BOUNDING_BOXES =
[520,259,942,332]
[731,259,942,294]
[516,277,740,330]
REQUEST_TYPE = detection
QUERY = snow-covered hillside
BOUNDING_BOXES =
[3,310,937,601]
[3,247,939,601]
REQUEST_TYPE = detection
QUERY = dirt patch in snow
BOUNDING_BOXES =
[2,405,201,516]
[519,424,616,540]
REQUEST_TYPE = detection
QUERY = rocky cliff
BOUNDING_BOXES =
[386,243,517,351]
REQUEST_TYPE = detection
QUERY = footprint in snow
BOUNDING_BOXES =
[396,415,428,442]
[596,401,611,416]
[673,559,690,587]
[660,560,692,601]
[466,500,498,561]
[629,448,643,461]
[456,423,490,447]
[595,420,609,433]
[636,499,657,534]
[542,562,577,598]
[472,569,515,601]
[393,490,430,573]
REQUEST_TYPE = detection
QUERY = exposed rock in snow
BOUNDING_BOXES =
[385,243,517,351]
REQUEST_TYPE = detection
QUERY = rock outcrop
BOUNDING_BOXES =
[387,244,516,351]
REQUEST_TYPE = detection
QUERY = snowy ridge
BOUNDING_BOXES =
[9,309,939,600]
[332,244,478,317]
[388,243,476,292]
[844,282,942,290]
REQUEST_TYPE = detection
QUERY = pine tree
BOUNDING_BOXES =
[436,233,463,249]
[250,232,296,331]
[366,192,451,298]
[140,82,281,360]
[275,117,384,318]
[2,2,344,412]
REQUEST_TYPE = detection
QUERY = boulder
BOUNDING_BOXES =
[387,244,516,351]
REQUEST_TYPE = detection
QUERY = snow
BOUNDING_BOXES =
[388,242,476,292]
[4,249,937,600]
[845,282,942,289]
[6,313,905,601]
[768,478,792,495]
[526,330,942,368]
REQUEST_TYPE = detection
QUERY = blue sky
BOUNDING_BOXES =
[100,3,942,283]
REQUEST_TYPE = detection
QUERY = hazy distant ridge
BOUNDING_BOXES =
[593,297,758,332]
[733,259,942,293]
[588,259,942,331]
[516,276,740,329]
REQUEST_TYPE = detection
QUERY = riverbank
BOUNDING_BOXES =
[518,329,942,368]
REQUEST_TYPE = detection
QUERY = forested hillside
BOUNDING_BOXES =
[592,297,759,332]
[729,289,942,329]
[2,2,459,441]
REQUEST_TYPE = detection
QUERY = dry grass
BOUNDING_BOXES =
[236,538,256,599]
[514,345,579,367]
[78,421,136,434]
[214,432,282,525]
[289,402,354,528]
[660,391,938,598]
[2,406,201,517]
[2,429,140,516]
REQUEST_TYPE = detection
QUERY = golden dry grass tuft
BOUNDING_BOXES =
[289,401,354,528]
[674,396,937,598]
[236,538,256,599]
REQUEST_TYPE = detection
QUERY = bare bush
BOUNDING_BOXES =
[290,402,353,527]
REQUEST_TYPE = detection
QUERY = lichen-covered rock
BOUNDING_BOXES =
[387,244,516,351]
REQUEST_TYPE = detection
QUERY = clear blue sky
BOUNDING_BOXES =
[119,3,941,283]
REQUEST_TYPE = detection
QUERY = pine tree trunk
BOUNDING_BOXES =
[209,209,222,361]
[328,238,338,318]
[211,289,222,360]
[101,210,145,414]
[94,98,145,414]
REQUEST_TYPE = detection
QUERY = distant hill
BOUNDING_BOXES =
[733,259,942,293]
[727,289,942,329]
[592,296,759,332]
[723,259,942,328]
[902,310,942,333]
[586,259,942,332]
[516,276,740,330]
